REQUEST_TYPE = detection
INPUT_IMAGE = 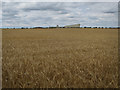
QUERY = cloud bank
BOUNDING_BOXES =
[2,2,118,27]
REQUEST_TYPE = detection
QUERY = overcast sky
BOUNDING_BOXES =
[2,2,118,27]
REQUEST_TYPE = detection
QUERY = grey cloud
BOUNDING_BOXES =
[68,16,74,18]
[104,11,116,13]
[2,2,118,27]
[2,11,20,20]
[22,3,65,12]
[2,3,21,21]
[88,17,98,20]
[23,6,63,11]
[57,11,69,14]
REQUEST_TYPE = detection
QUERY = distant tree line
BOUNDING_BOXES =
[4,27,120,29]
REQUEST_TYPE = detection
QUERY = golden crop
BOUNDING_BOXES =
[2,28,118,88]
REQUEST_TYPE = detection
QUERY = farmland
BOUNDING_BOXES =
[2,28,118,88]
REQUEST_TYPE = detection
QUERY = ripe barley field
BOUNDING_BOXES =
[2,28,118,88]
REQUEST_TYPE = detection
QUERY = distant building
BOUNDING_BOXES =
[64,24,80,28]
